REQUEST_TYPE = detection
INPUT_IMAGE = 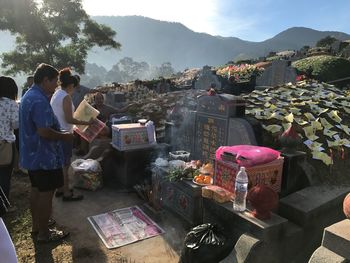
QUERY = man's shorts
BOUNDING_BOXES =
[28,169,64,192]
[62,141,73,166]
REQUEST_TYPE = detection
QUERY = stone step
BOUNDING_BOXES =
[308,246,348,263]
[322,219,350,259]
[279,186,350,227]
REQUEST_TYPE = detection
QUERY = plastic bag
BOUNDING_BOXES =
[70,159,103,191]
[73,172,103,191]
[216,145,280,167]
[71,159,102,173]
[180,223,230,263]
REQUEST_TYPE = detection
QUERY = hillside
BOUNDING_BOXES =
[1,16,349,71]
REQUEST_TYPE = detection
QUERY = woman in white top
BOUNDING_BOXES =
[0,76,19,201]
[51,68,93,201]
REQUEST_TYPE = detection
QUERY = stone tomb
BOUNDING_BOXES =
[194,65,222,90]
[256,60,297,87]
[193,93,257,162]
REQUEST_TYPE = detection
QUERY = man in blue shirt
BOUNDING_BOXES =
[20,63,73,243]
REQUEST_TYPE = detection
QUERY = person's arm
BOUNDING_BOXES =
[10,101,19,130]
[63,96,93,125]
[32,99,74,141]
[111,103,134,113]
[37,128,73,141]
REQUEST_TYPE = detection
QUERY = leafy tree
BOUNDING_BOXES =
[0,0,120,74]
[115,57,152,82]
[316,36,338,48]
[105,64,123,83]
[156,62,175,78]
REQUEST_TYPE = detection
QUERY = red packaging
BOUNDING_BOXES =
[214,157,284,193]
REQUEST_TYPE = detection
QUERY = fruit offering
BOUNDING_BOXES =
[193,174,213,185]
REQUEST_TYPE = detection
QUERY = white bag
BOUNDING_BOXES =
[70,159,102,191]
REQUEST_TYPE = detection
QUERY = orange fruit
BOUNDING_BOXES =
[196,178,204,184]
[203,176,212,184]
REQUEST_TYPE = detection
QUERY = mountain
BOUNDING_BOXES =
[1,16,350,71]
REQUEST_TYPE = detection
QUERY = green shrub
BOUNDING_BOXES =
[292,55,350,82]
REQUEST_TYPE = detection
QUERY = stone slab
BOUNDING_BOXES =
[234,233,262,263]
[280,151,308,197]
[204,199,288,241]
[322,219,350,259]
[279,186,350,226]
[308,246,348,263]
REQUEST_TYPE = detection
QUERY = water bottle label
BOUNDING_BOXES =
[235,182,247,192]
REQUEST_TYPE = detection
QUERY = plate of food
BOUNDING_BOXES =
[192,174,213,186]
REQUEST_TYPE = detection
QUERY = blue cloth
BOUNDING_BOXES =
[19,85,64,170]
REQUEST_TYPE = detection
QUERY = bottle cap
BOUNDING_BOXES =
[240,167,246,172]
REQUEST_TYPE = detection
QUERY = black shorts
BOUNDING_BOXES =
[28,169,64,192]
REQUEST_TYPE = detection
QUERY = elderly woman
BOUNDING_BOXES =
[0,76,19,202]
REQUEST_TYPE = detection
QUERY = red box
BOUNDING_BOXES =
[214,157,284,193]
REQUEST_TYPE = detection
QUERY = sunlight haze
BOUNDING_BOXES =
[82,0,350,41]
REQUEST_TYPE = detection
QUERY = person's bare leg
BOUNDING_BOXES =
[37,191,54,240]
[30,187,39,233]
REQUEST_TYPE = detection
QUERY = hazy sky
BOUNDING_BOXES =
[82,0,350,41]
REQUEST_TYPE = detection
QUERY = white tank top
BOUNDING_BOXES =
[50,88,75,133]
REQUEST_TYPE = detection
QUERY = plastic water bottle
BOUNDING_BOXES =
[233,167,248,212]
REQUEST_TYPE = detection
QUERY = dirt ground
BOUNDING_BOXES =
[3,173,187,263]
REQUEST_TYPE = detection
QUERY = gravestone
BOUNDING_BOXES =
[105,91,126,108]
[193,93,256,162]
[194,66,222,90]
[256,60,297,87]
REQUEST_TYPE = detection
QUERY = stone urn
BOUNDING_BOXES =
[343,193,350,219]
[247,185,278,220]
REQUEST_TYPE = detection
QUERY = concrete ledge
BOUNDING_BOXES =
[204,199,288,241]
[279,186,350,227]
[322,219,350,259]
[308,246,348,263]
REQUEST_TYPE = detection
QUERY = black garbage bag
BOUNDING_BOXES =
[180,223,231,263]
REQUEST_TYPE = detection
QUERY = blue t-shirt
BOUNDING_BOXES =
[19,85,64,170]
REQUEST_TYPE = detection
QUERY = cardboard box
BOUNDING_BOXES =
[214,157,284,193]
[112,123,152,151]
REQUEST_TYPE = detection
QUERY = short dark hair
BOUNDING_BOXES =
[0,76,18,100]
[33,63,59,84]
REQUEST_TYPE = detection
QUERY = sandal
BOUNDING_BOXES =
[36,229,70,243]
[62,192,84,202]
[31,218,56,236]
[48,218,56,227]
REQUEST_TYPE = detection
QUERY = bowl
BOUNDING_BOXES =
[169,151,190,161]
[138,119,148,125]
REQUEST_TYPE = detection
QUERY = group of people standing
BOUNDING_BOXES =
[0,63,96,252]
